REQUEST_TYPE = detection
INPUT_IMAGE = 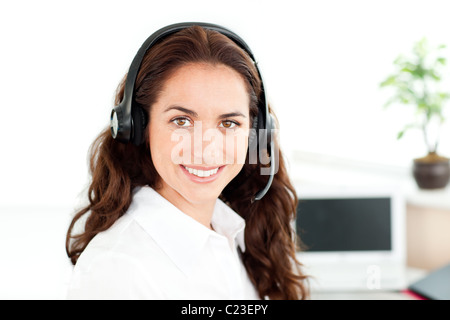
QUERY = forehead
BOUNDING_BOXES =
[153,63,250,115]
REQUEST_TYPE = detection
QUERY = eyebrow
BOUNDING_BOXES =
[164,105,198,117]
[164,105,247,119]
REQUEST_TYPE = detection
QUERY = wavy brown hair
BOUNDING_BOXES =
[66,25,308,300]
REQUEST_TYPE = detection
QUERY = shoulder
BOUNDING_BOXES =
[67,214,166,299]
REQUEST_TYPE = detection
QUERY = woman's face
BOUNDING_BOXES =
[149,63,250,205]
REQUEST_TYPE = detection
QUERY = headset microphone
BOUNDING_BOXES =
[110,22,276,201]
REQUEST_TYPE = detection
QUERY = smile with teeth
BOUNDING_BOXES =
[182,165,220,178]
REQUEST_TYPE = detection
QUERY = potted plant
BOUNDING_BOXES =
[380,38,450,189]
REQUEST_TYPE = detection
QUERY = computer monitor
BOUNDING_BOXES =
[294,186,407,291]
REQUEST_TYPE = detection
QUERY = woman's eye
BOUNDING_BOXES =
[220,120,238,129]
[172,117,192,127]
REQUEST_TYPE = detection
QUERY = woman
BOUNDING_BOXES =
[66,23,308,300]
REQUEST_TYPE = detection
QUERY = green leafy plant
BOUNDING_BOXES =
[380,38,450,156]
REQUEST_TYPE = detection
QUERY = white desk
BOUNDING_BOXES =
[309,268,426,300]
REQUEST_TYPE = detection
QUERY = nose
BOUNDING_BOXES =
[192,121,224,165]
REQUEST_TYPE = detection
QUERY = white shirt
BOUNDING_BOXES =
[67,186,259,299]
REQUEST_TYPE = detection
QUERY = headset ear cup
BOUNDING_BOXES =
[131,106,147,146]
[266,114,274,145]
[265,114,276,158]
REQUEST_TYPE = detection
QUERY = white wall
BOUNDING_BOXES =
[1,0,450,298]
[1,0,450,207]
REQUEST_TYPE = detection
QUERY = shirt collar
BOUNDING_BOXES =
[128,186,246,276]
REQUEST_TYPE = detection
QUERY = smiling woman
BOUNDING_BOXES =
[65,23,308,300]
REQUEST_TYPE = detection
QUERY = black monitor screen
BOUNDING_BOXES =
[296,197,392,252]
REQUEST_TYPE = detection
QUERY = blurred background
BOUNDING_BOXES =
[1,0,449,299]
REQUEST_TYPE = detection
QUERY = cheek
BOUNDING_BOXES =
[224,130,248,165]
[150,124,193,169]
[149,125,176,168]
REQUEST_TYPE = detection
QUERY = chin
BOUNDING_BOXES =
[180,182,225,203]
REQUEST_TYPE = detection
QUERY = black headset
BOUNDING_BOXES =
[110,22,275,201]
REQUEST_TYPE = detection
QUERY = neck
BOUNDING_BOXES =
[155,185,216,230]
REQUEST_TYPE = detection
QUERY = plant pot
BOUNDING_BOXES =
[413,152,450,189]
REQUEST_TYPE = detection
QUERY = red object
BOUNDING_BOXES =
[402,289,428,300]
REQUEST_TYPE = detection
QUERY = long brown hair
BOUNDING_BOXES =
[66,25,309,300]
